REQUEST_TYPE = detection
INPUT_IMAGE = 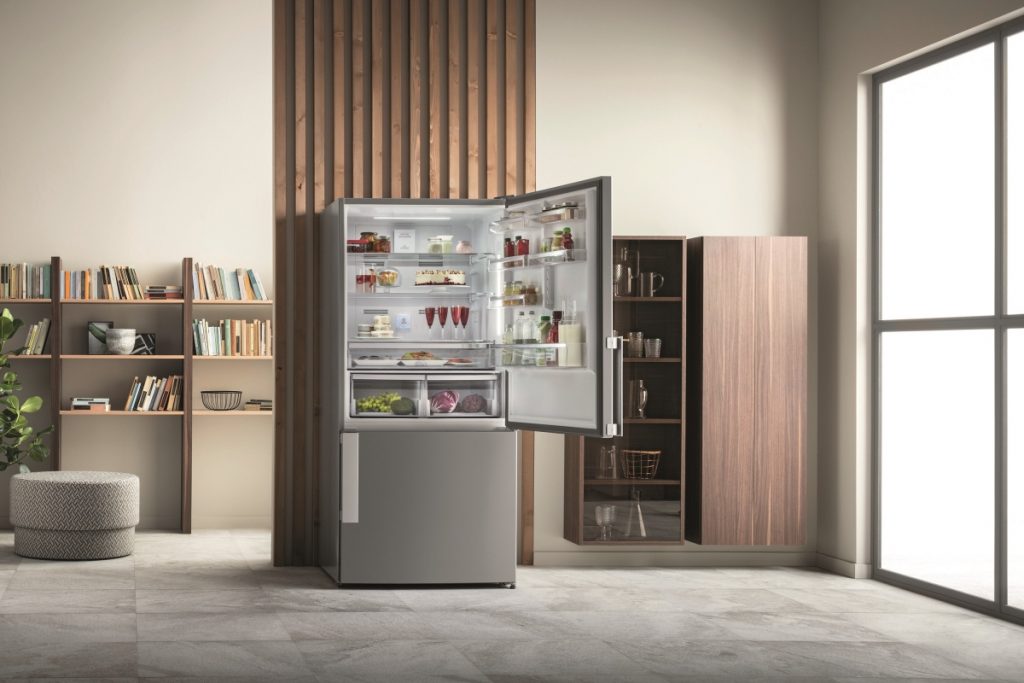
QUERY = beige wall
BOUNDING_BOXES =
[817,0,1024,575]
[534,0,820,565]
[0,0,273,529]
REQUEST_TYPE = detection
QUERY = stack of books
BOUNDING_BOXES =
[0,263,51,299]
[145,285,183,300]
[192,318,273,357]
[193,263,269,301]
[19,318,51,355]
[63,266,145,300]
[124,375,183,412]
[71,397,110,412]
[244,399,273,412]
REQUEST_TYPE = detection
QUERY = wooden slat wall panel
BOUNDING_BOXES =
[274,0,535,566]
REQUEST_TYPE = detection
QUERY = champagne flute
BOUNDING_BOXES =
[451,305,463,340]
[438,306,449,341]
[459,305,470,340]
[424,307,436,340]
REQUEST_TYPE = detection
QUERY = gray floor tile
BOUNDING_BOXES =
[452,638,653,678]
[137,611,292,641]
[508,610,739,641]
[136,588,271,613]
[0,589,136,613]
[916,638,1024,680]
[134,566,259,590]
[0,642,137,678]
[843,611,1024,644]
[0,613,136,646]
[771,586,967,613]
[6,565,135,591]
[263,587,413,612]
[137,640,314,678]
[296,639,489,679]
[708,610,898,641]
[252,566,337,589]
[770,641,990,679]
[279,610,438,640]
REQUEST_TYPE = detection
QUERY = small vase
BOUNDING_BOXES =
[105,328,136,355]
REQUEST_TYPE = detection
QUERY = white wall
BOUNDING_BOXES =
[0,0,273,529]
[817,0,1024,576]
[535,0,820,565]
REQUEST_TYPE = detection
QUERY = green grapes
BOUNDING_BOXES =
[356,391,402,413]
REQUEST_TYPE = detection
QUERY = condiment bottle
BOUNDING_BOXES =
[561,227,574,260]
[516,235,530,256]
[503,237,515,258]
[547,310,562,366]
[537,315,552,366]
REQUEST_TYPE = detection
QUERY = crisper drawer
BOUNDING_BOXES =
[426,374,502,418]
[348,372,502,419]
[350,373,427,418]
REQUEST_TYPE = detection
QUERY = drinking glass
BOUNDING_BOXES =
[451,306,463,340]
[460,305,470,339]
[643,338,662,358]
[438,306,449,340]
[424,307,436,339]
[594,504,617,541]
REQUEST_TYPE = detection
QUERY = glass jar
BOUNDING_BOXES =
[437,235,454,253]
[551,230,564,251]
[524,282,539,306]
[428,237,444,254]
[346,239,367,253]
[360,232,378,250]
[374,235,391,253]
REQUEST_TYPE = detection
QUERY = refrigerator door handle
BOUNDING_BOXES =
[607,336,624,437]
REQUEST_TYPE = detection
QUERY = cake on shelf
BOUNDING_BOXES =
[415,269,466,286]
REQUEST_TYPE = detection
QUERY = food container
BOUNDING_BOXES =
[359,232,378,250]
[346,239,368,253]
[374,236,391,253]
[455,240,473,254]
[376,268,399,287]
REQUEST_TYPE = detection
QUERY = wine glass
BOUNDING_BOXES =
[595,504,617,541]
[459,305,470,340]
[424,307,436,339]
[438,306,449,340]
[451,306,463,340]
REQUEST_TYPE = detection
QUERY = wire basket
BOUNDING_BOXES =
[620,449,661,480]
[201,390,242,411]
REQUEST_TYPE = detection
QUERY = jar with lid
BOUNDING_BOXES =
[561,227,574,260]
[503,237,515,258]
[523,282,539,306]
[551,230,564,251]
[360,232,378,250]
[374,235,391,253]
[515,235,530,256]
[428,237,444,254]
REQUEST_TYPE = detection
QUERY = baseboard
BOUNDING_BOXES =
[191,516,272,530]
[532,550,817,568]
[816,552,872,578]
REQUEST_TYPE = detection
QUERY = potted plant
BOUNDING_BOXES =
[0,309,52,473]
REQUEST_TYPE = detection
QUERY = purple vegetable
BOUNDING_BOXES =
[429,390,460,414]
[458,394,487,413]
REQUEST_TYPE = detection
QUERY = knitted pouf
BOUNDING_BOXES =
[10,471,140,560]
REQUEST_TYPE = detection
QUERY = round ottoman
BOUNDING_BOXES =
[10,471,140,560]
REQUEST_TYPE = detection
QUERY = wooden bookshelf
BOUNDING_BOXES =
[13,256,272,535]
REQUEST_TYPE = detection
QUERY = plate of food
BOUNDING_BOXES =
[353,356,401,367]
[400,351,447,367]
[446,358,476,366]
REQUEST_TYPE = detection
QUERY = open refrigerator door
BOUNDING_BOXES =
[495,177,621,438]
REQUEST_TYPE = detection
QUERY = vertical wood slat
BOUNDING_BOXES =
[485,0,500,196]
[181,257,193,534]
[274,0,536,566]
[48,256,61,472]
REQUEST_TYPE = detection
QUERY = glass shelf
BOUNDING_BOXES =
[488,249,586,271]
[347,252,491,266]
[350,285,474,298]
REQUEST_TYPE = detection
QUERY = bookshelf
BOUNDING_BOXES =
[1,256,273,533]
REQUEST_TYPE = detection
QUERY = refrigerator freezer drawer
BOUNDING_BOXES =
[339,431,517,585]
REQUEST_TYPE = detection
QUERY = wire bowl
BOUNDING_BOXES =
[621,449,661,480]
[201,390,242,411]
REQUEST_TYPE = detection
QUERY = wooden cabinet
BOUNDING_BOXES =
[685,236,806,546]
[564,237,686,544]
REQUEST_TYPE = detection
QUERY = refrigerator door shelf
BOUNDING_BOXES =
[487,250,587,272]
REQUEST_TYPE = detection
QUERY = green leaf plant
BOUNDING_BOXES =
[0,309,52,473]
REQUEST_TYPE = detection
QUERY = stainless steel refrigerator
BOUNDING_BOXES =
[319,177,622,586]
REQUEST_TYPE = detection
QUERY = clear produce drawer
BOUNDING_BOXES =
[348,372,501,419]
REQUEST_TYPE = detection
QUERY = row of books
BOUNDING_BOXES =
[124,375,183,412]
[64,266,145,301]
[193,264,269,301]
[245,399,273,412]
[192,319,273,357]
[20,318,51,355]
[0,264,51,300]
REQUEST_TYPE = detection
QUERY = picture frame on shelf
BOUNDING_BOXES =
[132,333,156,355]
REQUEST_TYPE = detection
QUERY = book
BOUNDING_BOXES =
[0,263,50,299]
[192,318,273,357]
[71,397,111,413]
[192,263,269,301]
[124,374,182,412]
[62,265,146,300]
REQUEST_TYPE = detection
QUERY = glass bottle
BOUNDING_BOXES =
[537,315,552,366]
[561,227,574,260]
[503,237,515,258]
[516,235,530,256]
[547,310,562,366]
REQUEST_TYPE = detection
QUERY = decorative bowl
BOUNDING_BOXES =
[201,390,242,411]
[105,328,136,355]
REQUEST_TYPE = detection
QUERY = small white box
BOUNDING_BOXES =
[394,228,417,253]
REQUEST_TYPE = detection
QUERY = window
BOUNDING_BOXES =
[874,21,1024,623]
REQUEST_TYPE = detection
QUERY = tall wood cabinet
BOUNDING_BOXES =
[685,236,807,546]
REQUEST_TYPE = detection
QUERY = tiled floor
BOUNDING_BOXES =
[0,530,1022,681]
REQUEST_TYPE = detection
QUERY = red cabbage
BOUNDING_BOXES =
[430,390,460,414]
[458,394,487,413]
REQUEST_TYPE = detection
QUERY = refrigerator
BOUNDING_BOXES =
[319,176,623,586]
